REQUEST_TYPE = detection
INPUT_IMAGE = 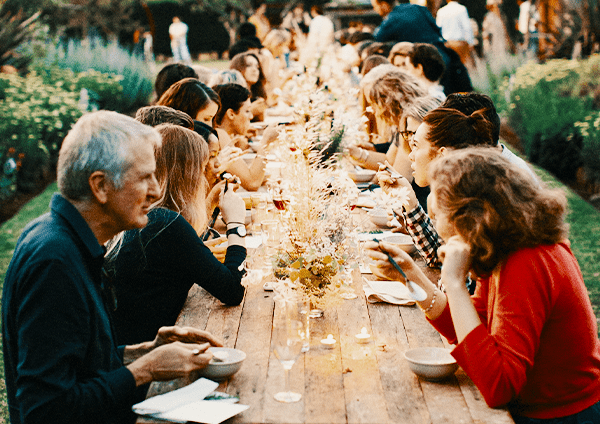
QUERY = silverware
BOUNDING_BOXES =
[373,239,427,301]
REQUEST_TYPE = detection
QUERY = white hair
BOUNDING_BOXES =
[57,110,161,201]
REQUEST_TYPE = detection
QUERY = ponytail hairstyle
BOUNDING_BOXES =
[212,83,252,126]
[430,147,568,277]
[154,124,209,233]
[422,107,495,150]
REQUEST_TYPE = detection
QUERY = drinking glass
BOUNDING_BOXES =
[272,299,305,403]
[339,268,358,300]
[251,193,268,235]
[261,219,280,257]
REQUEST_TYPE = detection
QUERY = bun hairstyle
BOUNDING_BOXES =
[422,107,495,149]
[429,147,568,277]
[212,83,252,125]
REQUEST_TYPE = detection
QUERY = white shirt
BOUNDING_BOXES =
[436,1,474,45]
[519,1,532,35]
[500,143,539,183]
[306,15,334,53]
[169,21,188,41]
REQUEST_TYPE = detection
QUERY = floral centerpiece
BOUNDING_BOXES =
[268,78,364,309]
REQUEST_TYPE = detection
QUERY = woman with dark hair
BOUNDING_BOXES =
[157,78,221,127]
[154,63,198,101]
[377,107,494,270]
[106,124,248,346]
[212,83,276,191]
[367,147,600,423]
[229,52,268,120]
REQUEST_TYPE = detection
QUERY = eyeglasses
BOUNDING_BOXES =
[399,130,416,143]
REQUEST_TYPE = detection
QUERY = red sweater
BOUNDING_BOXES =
[429,242,600,419]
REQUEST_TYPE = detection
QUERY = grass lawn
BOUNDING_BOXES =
[0,171,599,422]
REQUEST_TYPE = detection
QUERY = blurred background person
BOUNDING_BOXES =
[248,2,271,43]
[169,16,191,64]
[436,0,475,68]
[301,5,334,64]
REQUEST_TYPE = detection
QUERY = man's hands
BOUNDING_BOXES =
[152,326,223,349]
[126,326,223,386]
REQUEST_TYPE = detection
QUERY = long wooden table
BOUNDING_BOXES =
[138,227,515,424]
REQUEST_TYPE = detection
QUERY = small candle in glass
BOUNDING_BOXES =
[355,327,371,344]
[320,334,336,349]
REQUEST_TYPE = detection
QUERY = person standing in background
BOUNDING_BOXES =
[436,0,475,67]
[482,0,509,58]
[169,16,192,64]
[248,3,271,43]
[302,5,335,64]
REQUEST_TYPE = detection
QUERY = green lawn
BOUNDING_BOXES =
[0,172,599,422]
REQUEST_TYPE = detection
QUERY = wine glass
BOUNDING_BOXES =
[339,268,358,300]
[272,301,305,403]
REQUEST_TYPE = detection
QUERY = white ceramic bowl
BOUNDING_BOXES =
[348,169,376,183]
[404,347,458,381]
[197,347,247,381]
[368,208,390,228]
[381,234,417,254]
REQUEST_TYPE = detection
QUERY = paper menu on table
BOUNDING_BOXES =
[152,400,249,424]
[132,378,249,423]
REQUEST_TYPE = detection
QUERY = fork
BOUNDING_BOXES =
[372,238,427,301]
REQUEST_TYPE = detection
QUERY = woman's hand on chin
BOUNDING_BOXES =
[439,236,472,292]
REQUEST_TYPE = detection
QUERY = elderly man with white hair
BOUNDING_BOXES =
[2,111,221,424]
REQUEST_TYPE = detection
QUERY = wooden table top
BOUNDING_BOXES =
[138,227,515,424]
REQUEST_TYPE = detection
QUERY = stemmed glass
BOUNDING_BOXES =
[272,298,305,403]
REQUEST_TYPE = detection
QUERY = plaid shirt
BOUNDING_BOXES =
[403,204,442,268]
[402,204,476,294]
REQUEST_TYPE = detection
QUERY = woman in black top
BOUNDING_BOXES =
[105,124,247,346]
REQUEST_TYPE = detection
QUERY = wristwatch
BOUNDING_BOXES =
[226,225,247,238]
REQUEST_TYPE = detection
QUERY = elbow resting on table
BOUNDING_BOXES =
[222,286,246,306]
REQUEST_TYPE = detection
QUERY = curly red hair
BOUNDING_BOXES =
[430,147,568,277]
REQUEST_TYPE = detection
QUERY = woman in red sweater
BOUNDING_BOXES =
[366,147,600,423]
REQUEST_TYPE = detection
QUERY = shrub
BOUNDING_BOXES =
[36,39,153,112]
[505,59,592,156]
[0,71,82,192]
[31,65,124,112]
[574,112,600,183]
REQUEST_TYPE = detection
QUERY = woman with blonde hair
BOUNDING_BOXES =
[348,67,427,181]
[261,29,293,91]
[105,124,247,346]
[367,147,600,423]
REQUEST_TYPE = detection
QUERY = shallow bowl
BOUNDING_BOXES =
[197,347,246,381]
[348,169,376,183]
[368,208,390,228]
[381,234,417,254]
[404,347,458,381]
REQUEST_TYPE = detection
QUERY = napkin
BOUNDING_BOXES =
[133,378,249,424]
[363,278,416,305]
[354,196,376,208]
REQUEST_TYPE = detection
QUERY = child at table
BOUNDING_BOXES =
[366,147,600,423]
